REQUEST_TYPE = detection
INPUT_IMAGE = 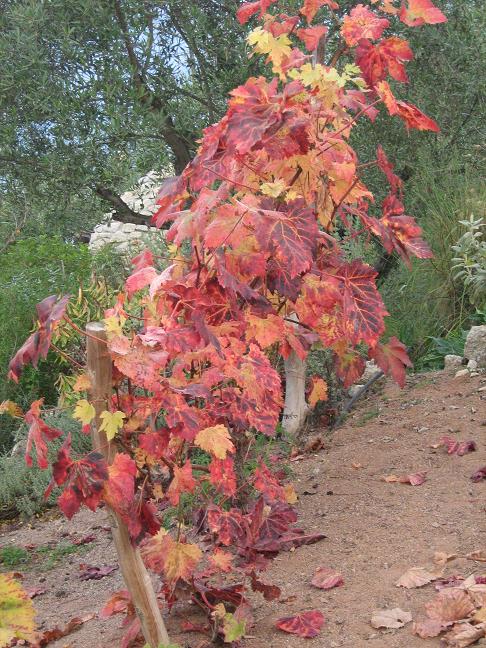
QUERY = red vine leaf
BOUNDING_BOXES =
[24,399,62,469]
[399,0,447,27]
[46,434,108,518]
[300,0,338,24]
[236,0,278,25]
[341,5,390,46]
[296,26,327,51]
[356,37,413,87]
[436,436,477,456]
[167,460,196,505]
[8,294,70,382]
[369,336,412,388]
[311,567,344,590]
[276,610,325,638]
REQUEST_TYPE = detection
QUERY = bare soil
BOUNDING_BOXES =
[2,369,486,648]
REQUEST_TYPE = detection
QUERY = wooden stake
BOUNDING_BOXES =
[86,322,169,648]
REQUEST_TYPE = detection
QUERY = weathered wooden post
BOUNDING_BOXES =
[86,321,169,648]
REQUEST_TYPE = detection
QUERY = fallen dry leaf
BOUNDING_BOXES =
[436,436,477,456]
[441,622,486,647]
[474,607,486,623]
[434,552,458,567]
[25,585,47,599]
[425,589,475,624]
[471,467,486,483]
[464,584,486,607]
[275,610,324,638]
[382,471,427,486]
[467,551,486,563]
[412,617,446,638]
[79,564,118,581]
[311,567,344,590]
[436,576,466,591]
[371,607,412,629]
[462,575,478,589]
[396,566,440,588]
[37,614,95,646]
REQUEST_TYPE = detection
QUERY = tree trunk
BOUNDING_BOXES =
[282,350,309,435]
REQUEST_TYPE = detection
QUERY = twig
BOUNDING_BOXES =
[332,370,384,430]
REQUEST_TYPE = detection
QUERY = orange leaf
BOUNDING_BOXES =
[195,425,235,460]
[167,460,196,505]
[142,531,202,582]
[300,0,338,24]
[341,4,390,46]
[308,377,328,408]
[399,0,447,27]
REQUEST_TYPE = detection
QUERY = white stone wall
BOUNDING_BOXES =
[89,170,167,253]
[89,221,162,253]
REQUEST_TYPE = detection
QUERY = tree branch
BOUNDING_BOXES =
[168,3,216,122]
[112,0,192,173]
[95,185,151,225]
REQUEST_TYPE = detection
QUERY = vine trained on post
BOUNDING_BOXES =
[8,0,446,644]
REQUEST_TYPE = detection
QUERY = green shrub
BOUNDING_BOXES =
[0,237,92,450]
[382,164,486,364]
[0,413,92,519]
[452,215,486,308]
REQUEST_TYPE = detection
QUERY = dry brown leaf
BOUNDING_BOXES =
[396,567,440,589]
[412,618,446,638]
[441,622,486,647]
[382,471,427,486]
[462,575,478,589]
[434,551,458,567]
[474,607,486,623]
[466,551,486,563]
[425,589,475,624]
[371,607,412,629]
[465,585,486,607]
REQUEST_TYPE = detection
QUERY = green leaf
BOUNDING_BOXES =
[223,612,246,643]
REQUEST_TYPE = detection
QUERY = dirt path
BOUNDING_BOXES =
[1,369,486,647]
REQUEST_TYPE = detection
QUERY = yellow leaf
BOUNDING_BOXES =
[308,377,328,408]
[260,179,287,198]
[103,314,126,337]
[245,313,284,348]
[474,607,486,623]
[284,483,298,504]
[0,573,37,647]
[285,189,300,202]
[247,27,292,76]
[165,539,202,582]
[73,373,92,392]
[99,410,126,441]
[73,399,96,426]
[195,425,235,459]
[0,400,23,418]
